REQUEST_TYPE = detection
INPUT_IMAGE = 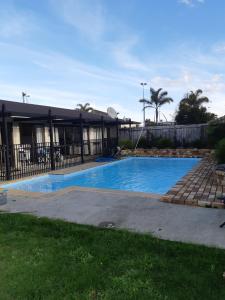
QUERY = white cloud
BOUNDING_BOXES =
[50,0,148,73]
[179,0,205,7]
[50,0,105,42]
[109,37,148,71]
[0,6,36,38]
[1,39,225,123]
[179,0,193,6]
[0,1,224,123]
[212,42,225,54]
[0,81,140,121]
[0,41,142,119]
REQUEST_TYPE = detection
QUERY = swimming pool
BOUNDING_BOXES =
[2,157,200,194]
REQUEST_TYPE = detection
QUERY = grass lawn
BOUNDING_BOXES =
[0,213,225,300]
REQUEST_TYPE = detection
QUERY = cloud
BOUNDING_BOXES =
[0,1,224,123]
[212,42,225,54]
[0,41,142,120]
[50,0,105,42]
[50,0,148,73]
[0,81,139,121]
[179,0,205,7]
[1,39,225,123]
[0,5,36,38]
[109,37,148,71]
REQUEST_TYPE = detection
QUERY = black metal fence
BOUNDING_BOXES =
[0,138,117,181]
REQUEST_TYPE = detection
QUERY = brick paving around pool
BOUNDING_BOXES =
[161,157,225,209]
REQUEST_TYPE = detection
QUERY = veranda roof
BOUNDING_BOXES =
[0,99,139,125]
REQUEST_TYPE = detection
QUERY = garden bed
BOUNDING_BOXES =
[122,148,213,158]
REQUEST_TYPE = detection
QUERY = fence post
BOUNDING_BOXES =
[80,114,84,163]
[87,126,91,155]
[116,118,119,145]
[173,125,177,147]
[48,109,55,170]
[129,119,132,140]
[2,104,11,180]
[101,116,104,155]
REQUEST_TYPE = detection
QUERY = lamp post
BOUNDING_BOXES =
[140,82,147,127]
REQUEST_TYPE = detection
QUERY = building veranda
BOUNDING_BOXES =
[0,99,137,181]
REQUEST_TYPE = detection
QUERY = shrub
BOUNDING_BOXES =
[136,137,151,149]
[207,123,225,148]
[155,138,174,149]
[191,139,207,149]
[119,139,134,150]
[215,138,225,163]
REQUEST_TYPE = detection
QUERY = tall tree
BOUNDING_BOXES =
[144,88,173,124]
[175,89,216,124]
[76,103,93,113]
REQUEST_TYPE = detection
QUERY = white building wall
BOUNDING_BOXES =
[43,126,59,144]
[44,127,50,143]
[12,125,21,144]
[54,127,59,143]
[36,127,44,143]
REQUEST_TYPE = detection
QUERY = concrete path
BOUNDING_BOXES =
[1,189,225,249]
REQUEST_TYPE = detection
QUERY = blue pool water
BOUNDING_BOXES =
[2,157,200,194]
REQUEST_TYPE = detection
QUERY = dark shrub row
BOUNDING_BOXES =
[119,137,208,150]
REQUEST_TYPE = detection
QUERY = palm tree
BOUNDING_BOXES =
[175,89,214,124]
[180,89,209,107]
[76,103,93,112]
[144,88,173,124]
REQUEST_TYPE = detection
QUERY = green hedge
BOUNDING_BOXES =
[215,138,225,163]
[118,139,134,149]
[155,138,174,149]
[207,123,225,148]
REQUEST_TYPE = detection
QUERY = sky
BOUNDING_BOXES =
[0,0,225,122]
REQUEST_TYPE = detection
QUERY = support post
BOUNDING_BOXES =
[101,116,104,155]
[129,118,132,141]
[80,114,84,163]
[106,127,110,152]
[48,109,55,170]
[87,126,91,155]
[2,104,11,180]
[116,118,119,146]
[173,124,177,148]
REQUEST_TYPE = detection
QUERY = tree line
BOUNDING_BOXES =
[76,88,216,125]
[140,88,216,125]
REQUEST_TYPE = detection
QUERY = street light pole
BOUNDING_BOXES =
[140,82,147,127]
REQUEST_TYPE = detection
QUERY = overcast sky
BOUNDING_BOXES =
[0,0,225,121]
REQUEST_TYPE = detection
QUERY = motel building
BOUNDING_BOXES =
[0,99,136,181]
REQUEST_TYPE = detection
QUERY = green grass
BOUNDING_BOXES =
[0,213,225,300]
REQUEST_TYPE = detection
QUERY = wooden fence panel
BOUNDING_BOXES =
[119,124,208,146]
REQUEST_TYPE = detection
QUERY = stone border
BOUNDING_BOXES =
[122,148,213,158]
[161,157,225,209]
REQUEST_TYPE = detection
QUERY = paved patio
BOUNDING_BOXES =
[161,157,225,209]
[1,188,225,249]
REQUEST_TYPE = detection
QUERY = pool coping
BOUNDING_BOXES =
[161,156,225,209]
[6,185,162,200]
